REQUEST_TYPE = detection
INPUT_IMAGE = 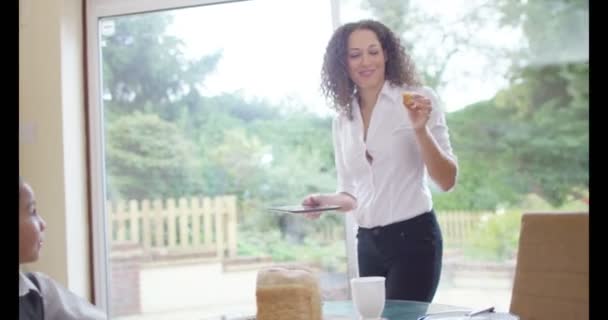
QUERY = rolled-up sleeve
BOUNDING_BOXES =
[423,87,458,192]
[332,116,357,200]
[423,87,457,162]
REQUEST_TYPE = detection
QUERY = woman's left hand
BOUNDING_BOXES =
[301,194,324,220]
[402,92,432,130]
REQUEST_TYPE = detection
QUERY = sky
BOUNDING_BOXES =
[160,0,524,115]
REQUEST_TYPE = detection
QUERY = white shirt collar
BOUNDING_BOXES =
[19,271,40,297]
[379,80,402,104]
[353,80,403,111]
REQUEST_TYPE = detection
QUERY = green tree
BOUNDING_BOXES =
[206,128,271,195]
[101,13,221,121]
[439,66,588,208]
[240,112,338,242]
[361,0,507,89]
[491,65,588,205]
[491,0,589,205]
[106,112,201,200]
[100,11,223,199]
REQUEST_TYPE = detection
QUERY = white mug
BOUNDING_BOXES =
[350,276,386,319]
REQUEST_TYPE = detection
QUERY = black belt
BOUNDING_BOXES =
[358,209,435,236]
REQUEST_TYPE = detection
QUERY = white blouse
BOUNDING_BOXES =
[333,80,457,228]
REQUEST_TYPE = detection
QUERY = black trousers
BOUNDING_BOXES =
[356,210,443,302]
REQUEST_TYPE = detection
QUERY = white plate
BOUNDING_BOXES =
[419,311,519,320]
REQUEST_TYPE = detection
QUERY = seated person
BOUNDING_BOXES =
[19,177,107,320]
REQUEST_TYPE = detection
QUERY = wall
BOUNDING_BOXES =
[19,0,93,301]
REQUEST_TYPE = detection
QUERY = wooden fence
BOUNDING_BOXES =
[108,195,489,257]
[107,195,238,258]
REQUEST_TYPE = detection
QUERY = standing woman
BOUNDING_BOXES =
[302,19,458,302]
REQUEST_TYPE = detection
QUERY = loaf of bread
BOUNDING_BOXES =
[255,266,322,320]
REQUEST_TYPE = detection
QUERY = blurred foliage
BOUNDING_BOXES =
[238,229,347,273]
[463,210,522,262]
[105,112,201,200]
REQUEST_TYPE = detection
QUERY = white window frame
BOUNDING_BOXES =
[85,0,356,314]
[328,0,361,283]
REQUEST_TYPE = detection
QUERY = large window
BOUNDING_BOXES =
[91,1,344,319]
[87,0,588,318]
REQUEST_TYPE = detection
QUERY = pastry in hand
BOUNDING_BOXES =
[402,92,416,109]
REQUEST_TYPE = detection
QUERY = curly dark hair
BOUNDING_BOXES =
[321,19,421,119]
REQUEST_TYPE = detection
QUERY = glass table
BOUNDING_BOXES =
[323,299,472,320]
[227,300,518,319]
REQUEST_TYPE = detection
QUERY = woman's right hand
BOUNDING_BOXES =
[300,192,356,220]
